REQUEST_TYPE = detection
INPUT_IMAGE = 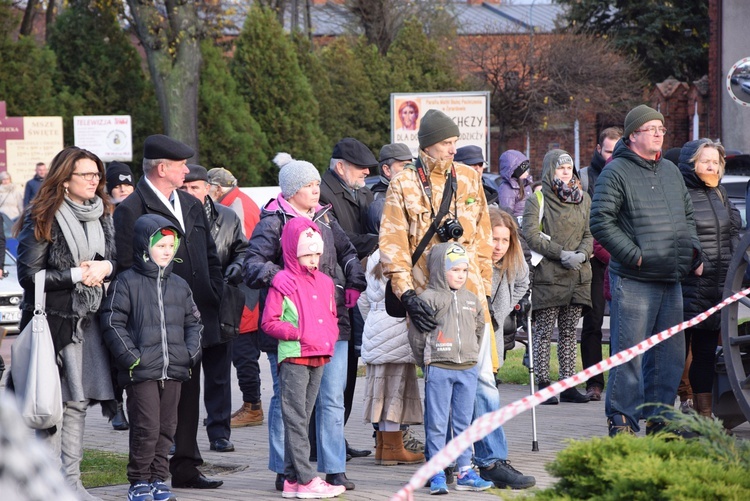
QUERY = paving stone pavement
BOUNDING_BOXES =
[3,336,750,500]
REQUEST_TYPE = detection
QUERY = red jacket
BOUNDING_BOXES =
[219,187,261,333]
[260,218,338,362]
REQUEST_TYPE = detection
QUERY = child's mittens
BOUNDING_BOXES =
[345,289,361,308]
[272,271,296,296]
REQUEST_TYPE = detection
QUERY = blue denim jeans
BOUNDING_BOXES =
[605,274,685,432]
[314,340,348,474]
[424,365,479,470]
[472,325,508,467]
[267,353,285,474]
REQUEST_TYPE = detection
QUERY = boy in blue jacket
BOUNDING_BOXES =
[102,214,202,501]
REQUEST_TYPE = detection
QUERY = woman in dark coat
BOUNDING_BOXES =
[522,149,592,405]
[678,138,741,418]
[243,153,365,491]
[15,146,116,501]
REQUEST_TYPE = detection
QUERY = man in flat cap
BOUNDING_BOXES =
[590,104,700,437]
[181,165,248,454]
[380,109,535,491]
[372,143,413,200]
[206,167,265,429]
[114,135,225,489]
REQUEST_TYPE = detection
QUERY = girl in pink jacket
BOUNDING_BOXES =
[261,217,345,499]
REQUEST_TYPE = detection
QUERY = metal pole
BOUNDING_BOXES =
[526,289,539,451]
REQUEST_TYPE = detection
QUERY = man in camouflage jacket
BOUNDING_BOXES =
[380,109,535,490]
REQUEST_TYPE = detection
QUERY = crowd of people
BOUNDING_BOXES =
[3,101,739,500]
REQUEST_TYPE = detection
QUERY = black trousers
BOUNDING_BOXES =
[231,331,261,404]
[169,362,202,484]
[688,327,720,393]
[203,342,232,442]
[581,257,606,389]
[127,380,181,484]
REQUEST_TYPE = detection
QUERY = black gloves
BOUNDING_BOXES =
[401,289,438,333]
[514,291,532,332]
[224,263,243,285]
[515,295,531,315]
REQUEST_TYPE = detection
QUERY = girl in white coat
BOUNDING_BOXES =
[359,199,424,466]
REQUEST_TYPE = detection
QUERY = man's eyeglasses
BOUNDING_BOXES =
[635,126,667,136]
[71,172,101,181]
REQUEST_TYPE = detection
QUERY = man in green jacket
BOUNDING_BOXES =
[590,104,701,437]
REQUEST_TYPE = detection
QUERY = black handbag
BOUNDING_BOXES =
[218,281,245,343]
[384,279,407,318]
[384,165,455,318]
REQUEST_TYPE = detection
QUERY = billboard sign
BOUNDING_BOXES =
[0,101,63,184]
[74,115,133,162]
[390,92,491,167]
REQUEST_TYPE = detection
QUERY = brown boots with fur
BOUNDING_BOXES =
[375,431,425,466]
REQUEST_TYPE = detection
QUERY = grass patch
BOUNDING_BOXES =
[497,344,610,387]
[81,449,129,488]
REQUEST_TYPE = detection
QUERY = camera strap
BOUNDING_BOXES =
[411,162,456,266]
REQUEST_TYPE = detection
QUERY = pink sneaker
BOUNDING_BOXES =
[296,477,346,499]
[282,479,298,498]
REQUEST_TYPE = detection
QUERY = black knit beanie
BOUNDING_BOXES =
[418,109,460,150]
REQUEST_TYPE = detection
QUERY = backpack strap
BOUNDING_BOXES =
[535,190,544,232]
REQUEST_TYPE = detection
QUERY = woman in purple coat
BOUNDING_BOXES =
[497,150,532,219]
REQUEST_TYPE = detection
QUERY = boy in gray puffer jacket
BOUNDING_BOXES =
[409,242,492,494]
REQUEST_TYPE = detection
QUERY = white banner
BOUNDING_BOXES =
[73,115,132,162]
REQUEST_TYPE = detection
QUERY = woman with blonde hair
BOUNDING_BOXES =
[14,146,116,501]
[678,138,741,418]
[488,207,529,363]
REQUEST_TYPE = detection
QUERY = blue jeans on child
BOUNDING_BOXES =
[605,274,685,432]
[424,364,479,469]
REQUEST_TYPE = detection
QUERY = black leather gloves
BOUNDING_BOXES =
[401,289,438,332]
[224,263,243,285]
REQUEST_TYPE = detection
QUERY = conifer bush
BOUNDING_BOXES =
[531,411,750,500]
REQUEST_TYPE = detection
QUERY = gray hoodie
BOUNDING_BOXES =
[408,242,485,369]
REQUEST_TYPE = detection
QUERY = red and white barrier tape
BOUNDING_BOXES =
[391,286,750,500]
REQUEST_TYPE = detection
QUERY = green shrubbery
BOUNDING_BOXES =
[531,412,750,500]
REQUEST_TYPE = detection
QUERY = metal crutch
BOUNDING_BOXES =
[520,289,539,451]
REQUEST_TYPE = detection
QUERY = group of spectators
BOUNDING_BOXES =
[4,101,739,500]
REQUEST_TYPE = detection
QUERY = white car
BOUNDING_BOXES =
[0,251,23,334]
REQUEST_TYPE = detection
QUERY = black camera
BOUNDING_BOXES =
[437,218,464,241]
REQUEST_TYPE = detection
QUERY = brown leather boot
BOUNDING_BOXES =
[374,431,383,465]
[380,431,425,466]
[230,401,264,427]
[694,393,713,418]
